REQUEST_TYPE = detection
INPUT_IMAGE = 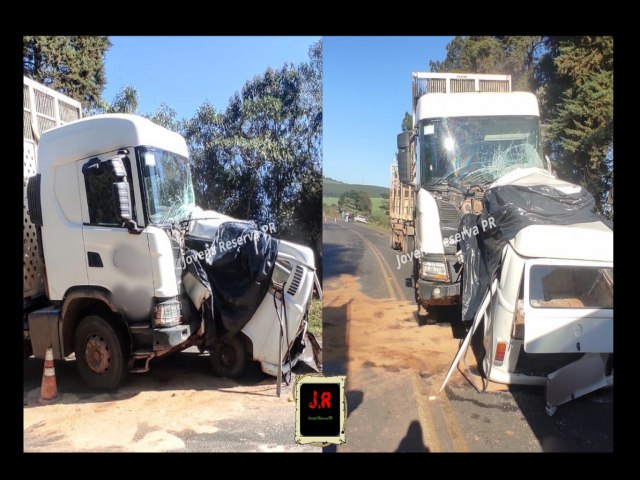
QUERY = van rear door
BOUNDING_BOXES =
[523,260,613,354]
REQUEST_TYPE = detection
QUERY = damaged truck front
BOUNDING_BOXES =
[394,73,613,412]
[24,89,318,391]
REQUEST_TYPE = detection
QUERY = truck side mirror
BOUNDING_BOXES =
[107,155,142,234]
[397,130,414,149]
[397,149,413,185]
[105,157,127,178]
[111,181,142,234]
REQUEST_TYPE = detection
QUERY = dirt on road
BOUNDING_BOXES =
[24,344,321,452]
[325,274,467,378]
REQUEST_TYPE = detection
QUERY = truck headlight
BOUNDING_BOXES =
[420,260,448,282]
[154,299,182,328]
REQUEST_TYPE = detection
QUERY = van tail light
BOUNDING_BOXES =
[494,341,507,366]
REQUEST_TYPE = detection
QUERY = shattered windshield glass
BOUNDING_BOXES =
[138,146,195,224]
[419,116,544,186]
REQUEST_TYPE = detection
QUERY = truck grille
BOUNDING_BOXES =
[436,199,461,225]
[437,199,462,254]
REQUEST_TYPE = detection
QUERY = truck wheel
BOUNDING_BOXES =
[74,315,128,391]
[210,336,246,378]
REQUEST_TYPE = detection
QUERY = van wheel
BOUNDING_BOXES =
[210,336,246,378]
[74,315,128,391]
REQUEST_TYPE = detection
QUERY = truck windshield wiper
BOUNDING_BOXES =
[160,195,183,224]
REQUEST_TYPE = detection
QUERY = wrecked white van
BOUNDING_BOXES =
[442,167,613,415]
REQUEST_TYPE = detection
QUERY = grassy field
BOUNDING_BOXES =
[323,196,390,233]
[323,177,389,198]
[307,296,322,337]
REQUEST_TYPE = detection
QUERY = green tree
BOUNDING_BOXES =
[338,190,372,214]
[181,102,236,214]
[430,36,544,91]
[379,198,389,216]
[146,103,180,131]
[182,40,323,254]
[291,39,322,251]
[96,85,139,114]
[402,112,413,131]
[537,36,613,217]
[429,35,613,217]
[23,36,111,111]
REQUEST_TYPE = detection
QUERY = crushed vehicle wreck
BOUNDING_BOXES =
[393,72,613,413]
[23,76,319,391]
[440,149,613,416]
[182,215,320,380]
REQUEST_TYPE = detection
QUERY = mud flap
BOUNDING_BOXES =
[545,353,609,416]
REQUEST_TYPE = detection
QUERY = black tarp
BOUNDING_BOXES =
[192,221,280,337]
[460,183,610,321]
[183,249,216,346]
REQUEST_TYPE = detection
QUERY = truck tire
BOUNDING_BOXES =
[74,314,128,391]
[210,336,246,378]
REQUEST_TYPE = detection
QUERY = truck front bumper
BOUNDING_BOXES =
[153,324,192,350]
[417,279,460,306]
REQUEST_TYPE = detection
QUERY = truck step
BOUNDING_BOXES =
[132,349,153,358]
[130,367,150,374]
[129,323,152,330]
[130,351,154,373]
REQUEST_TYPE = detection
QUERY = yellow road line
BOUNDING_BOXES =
[348,227,397,300]
[437,387,469,452]
[349,225,469,452]
[350,228,404,300]
[410,371,442,452]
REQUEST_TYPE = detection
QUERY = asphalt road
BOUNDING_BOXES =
[322,219,613,452]
[24,339,322,452]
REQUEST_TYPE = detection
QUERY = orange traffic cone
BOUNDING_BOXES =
[39,347,60,405]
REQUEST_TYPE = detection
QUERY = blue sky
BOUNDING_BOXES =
[323,36,453,188]
[103,36,320,121]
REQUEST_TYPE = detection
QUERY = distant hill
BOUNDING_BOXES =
[323,176,389,198]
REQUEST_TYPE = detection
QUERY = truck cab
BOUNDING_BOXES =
[25,98,317,390]
[397,73,542,312]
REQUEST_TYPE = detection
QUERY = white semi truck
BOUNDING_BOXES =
[23,77,319,390]
[397,73,525,312]
[397,72,613,411]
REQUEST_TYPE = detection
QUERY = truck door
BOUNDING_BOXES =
[523,259,613,354]
[77,151,155,320]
